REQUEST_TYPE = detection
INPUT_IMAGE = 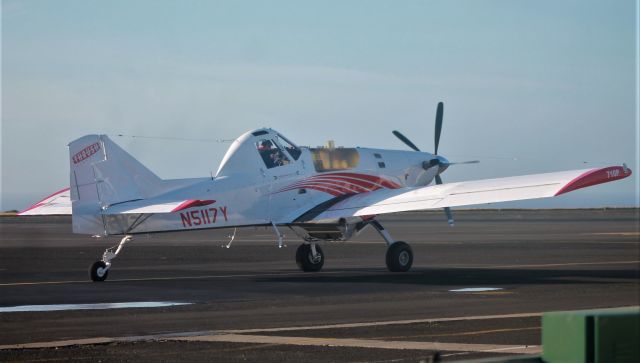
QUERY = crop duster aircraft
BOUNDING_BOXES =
[19,103,632,281]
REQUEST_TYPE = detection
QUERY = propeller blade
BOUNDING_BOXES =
[434,102,443,155]
[392,130,421,152]
[434,175,454,226]
[444,207,454,226]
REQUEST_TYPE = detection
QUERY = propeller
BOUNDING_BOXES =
[393,101,473,226]
[434,102,443,155]
[392,130,420,152]
[435,175,454,226]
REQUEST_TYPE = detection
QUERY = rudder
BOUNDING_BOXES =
[69,135,163,234]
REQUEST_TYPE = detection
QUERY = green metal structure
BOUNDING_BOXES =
[542,308,639,363]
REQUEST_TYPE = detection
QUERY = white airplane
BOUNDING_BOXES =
[19,103,632,281]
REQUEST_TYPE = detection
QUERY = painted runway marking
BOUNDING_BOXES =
[222,312,545,334]
[587,232,640,236]
[1,307,636,351]
[471,291,513,295]
[0,270,355,287]
[0,338,116,350]
[476,260,640,269]
[171,333,542,354]
[0,333,541,354]
[381,326,540,340]
[449,287,503,292]
[222,306,638,334]
[0,301,191,313]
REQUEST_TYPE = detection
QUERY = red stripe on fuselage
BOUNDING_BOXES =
[309,176,381,191]
[278,182,354,196]
[326,173,402,189]
[299,177,374,193]
[274,172,401,197]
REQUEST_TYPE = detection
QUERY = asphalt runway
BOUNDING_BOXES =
[1,209,638,362]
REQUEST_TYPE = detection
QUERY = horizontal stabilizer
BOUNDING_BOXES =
[18,188,72,215]
[105,198,217,214]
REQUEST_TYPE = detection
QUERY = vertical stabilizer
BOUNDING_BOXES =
[69,135,163,234]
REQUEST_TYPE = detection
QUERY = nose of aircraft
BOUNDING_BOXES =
[422,155,450,171]
[436,155,450,173]
[436,155,449,166]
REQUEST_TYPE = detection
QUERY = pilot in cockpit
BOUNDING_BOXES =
[257,139,289,168]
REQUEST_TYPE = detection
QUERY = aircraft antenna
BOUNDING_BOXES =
[116,134,233,143]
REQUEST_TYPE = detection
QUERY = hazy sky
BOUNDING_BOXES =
[1,0,638,211]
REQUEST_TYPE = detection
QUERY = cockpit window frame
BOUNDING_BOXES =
[276,133,302,161]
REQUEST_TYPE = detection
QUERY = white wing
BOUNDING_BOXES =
[302,166,631,222]
[18,188,72,215]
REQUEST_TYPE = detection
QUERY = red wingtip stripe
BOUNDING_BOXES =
[171,199,216,212]
[555,166,632,196]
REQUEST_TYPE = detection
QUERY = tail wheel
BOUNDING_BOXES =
[296,244,324,272]
[386,241,413,272]
[89,261,109,282]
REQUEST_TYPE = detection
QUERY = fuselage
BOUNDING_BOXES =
[107,128,447,236]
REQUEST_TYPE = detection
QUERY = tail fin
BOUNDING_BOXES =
[69,135,163,234]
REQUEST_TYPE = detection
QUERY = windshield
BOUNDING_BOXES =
[276,133,301,160]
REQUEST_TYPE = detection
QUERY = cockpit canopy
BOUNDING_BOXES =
[215,128,302,177]
[215,128,360,177]
[254,131,301,169]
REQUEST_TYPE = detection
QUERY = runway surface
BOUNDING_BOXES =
[1,209,638,362]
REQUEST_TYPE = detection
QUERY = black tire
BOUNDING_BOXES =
[89,261,109,282]
[296,244,324,272]
[386,241,413,272]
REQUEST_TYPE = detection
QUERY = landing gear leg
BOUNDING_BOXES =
[223,228,238,248]
[371,220,413,272]
[296,243,324,272]
[272,222,286,248]
[89,235,132,282]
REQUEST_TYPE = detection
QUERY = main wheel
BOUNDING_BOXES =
[296,244,324,272]
[386,241,413,272]
[89,261,109,282]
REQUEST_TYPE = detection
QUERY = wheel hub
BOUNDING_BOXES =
[308,252,322,264]
[398,250,410,266]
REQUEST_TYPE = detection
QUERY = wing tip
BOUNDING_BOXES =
[555,165,632,196]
